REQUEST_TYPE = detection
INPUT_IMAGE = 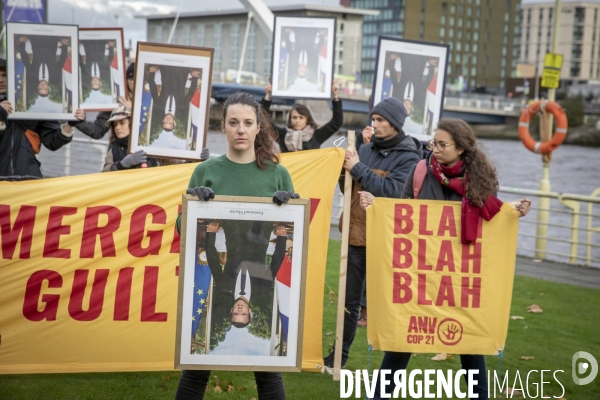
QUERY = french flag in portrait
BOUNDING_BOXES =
[275,254,292,344]
[62,55,73,111]
[190,88,200,146]
[191,257,212,339]
[110,54,122,99]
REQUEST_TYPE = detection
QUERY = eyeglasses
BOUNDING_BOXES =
[428,139,456,152]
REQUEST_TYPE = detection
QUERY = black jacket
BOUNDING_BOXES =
[261,98,344,152]
[349,135,423,198]
[0,107,71,178]
[76,111,110,140]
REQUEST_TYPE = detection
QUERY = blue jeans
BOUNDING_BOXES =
[175,370,285,400]
[373,352,488,400]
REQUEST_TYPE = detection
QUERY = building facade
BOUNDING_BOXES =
[520,0,600,84]
[349,0,522,92]
[142,5,377,86]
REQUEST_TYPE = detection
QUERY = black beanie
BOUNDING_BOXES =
[371,97,408,133]
[0,58,6,71]
[126,62,135,78]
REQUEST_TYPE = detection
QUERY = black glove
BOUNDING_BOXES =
[187,186,215,201]
[117,150,147,169]
[200,147,210,161]
[68,119,84,127]
[272,190,300,206]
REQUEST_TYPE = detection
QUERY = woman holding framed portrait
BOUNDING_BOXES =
[262,80,343,153]
[175,92,300,400]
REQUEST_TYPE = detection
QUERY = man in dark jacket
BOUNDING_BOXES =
[325,96,422,369]
[0,59,72,179]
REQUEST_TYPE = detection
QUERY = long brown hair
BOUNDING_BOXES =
[222,92,279,169]
[287,104,318,130]
[436,118,498,207]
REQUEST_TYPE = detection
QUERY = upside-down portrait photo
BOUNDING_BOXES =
[176,196,309,371]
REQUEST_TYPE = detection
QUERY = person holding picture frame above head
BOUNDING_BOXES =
[262,80,343,153]
[0,58,73,180]
[174,92,300,400]
[359,118,531,400]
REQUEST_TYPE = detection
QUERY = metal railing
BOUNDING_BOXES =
[498,186,600,267]
[331,186,600,268]
[443,97,523,115]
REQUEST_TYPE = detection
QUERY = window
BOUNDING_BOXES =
[571,61,581,77]
[459,5,464,14]
[457,41,462,51]
[456,53,461,62]
[447,64,452,74]
[513,47,519,57]
[214,23,222,72]
[155,25,163,42]
[450,16,455,26]
[451,4,456,13]
[502,46,507,56]
[467,7,472,16]
[574,7,585,24]
[230,23,239,68]
[473,43,478,52]
[440,27,446,37]
[467,19,472,28]
[470,78,476,87]
[465,43,470,52]
[473,31,479,41]
[539,8,544,22]
[458,30,463,39]
[196,23,205,46]
[449,28,454,38]
[182,24,190,45]
[442,2,448,12]
[474,20,479,29]
[471,67,477,76]
[505,12,510,22]
[503,36,508,45]
[456,64,462,75]
[466,31,471,40]
[476,8,481,18]
[263,35,272,76]
[501,58,507,67]
[441,14,446,24]
[458,18,463,27]
[572,43,582,59]
[471,55,477,63]
[548,8,553,24]
[501,69,506,78]
[573,25,584,41]
[246,22,256,72]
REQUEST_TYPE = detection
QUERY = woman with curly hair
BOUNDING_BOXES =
[359,118,531,400]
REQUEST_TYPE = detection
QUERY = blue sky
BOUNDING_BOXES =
[49,0,340,49]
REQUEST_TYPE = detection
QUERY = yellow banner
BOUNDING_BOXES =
[0,147,343,374]
[366,199,519,355]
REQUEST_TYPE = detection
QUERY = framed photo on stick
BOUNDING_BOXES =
[130,43,213,160]
[271,16,336,100]
[6,22,79,120]
[78,28,127,111]
[175,195,309,371]
[373,37,449,141]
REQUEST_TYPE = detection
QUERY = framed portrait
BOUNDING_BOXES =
[175,195,309,371]
[6,22,79,120]
[78,28,127,111]
[373,37,450,141]
[129,43,213,161]
[271,16,336,100]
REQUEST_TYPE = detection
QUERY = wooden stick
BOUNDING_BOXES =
[333,131,355,380]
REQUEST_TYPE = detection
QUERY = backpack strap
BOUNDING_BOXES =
[412,160,427,199]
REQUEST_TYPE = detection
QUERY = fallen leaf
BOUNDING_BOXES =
[325,332,332,336]
[227,385,235,393]
[511,316,525,320]
[527,304,543,313]
[524,326,528,329]
[520,356,535,360]
[532,259,542,263]
[431,353,454,361]
[214,386,222,393]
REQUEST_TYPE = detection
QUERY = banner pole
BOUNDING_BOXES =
[333,131,355,380]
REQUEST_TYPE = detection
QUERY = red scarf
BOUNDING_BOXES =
[428,156,503,244]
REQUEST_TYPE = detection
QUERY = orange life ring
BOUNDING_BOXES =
[518,100,568,154]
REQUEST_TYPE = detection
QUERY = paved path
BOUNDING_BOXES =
[329,226,600,290]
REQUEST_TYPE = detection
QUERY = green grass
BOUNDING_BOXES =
[1,239,599,399]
